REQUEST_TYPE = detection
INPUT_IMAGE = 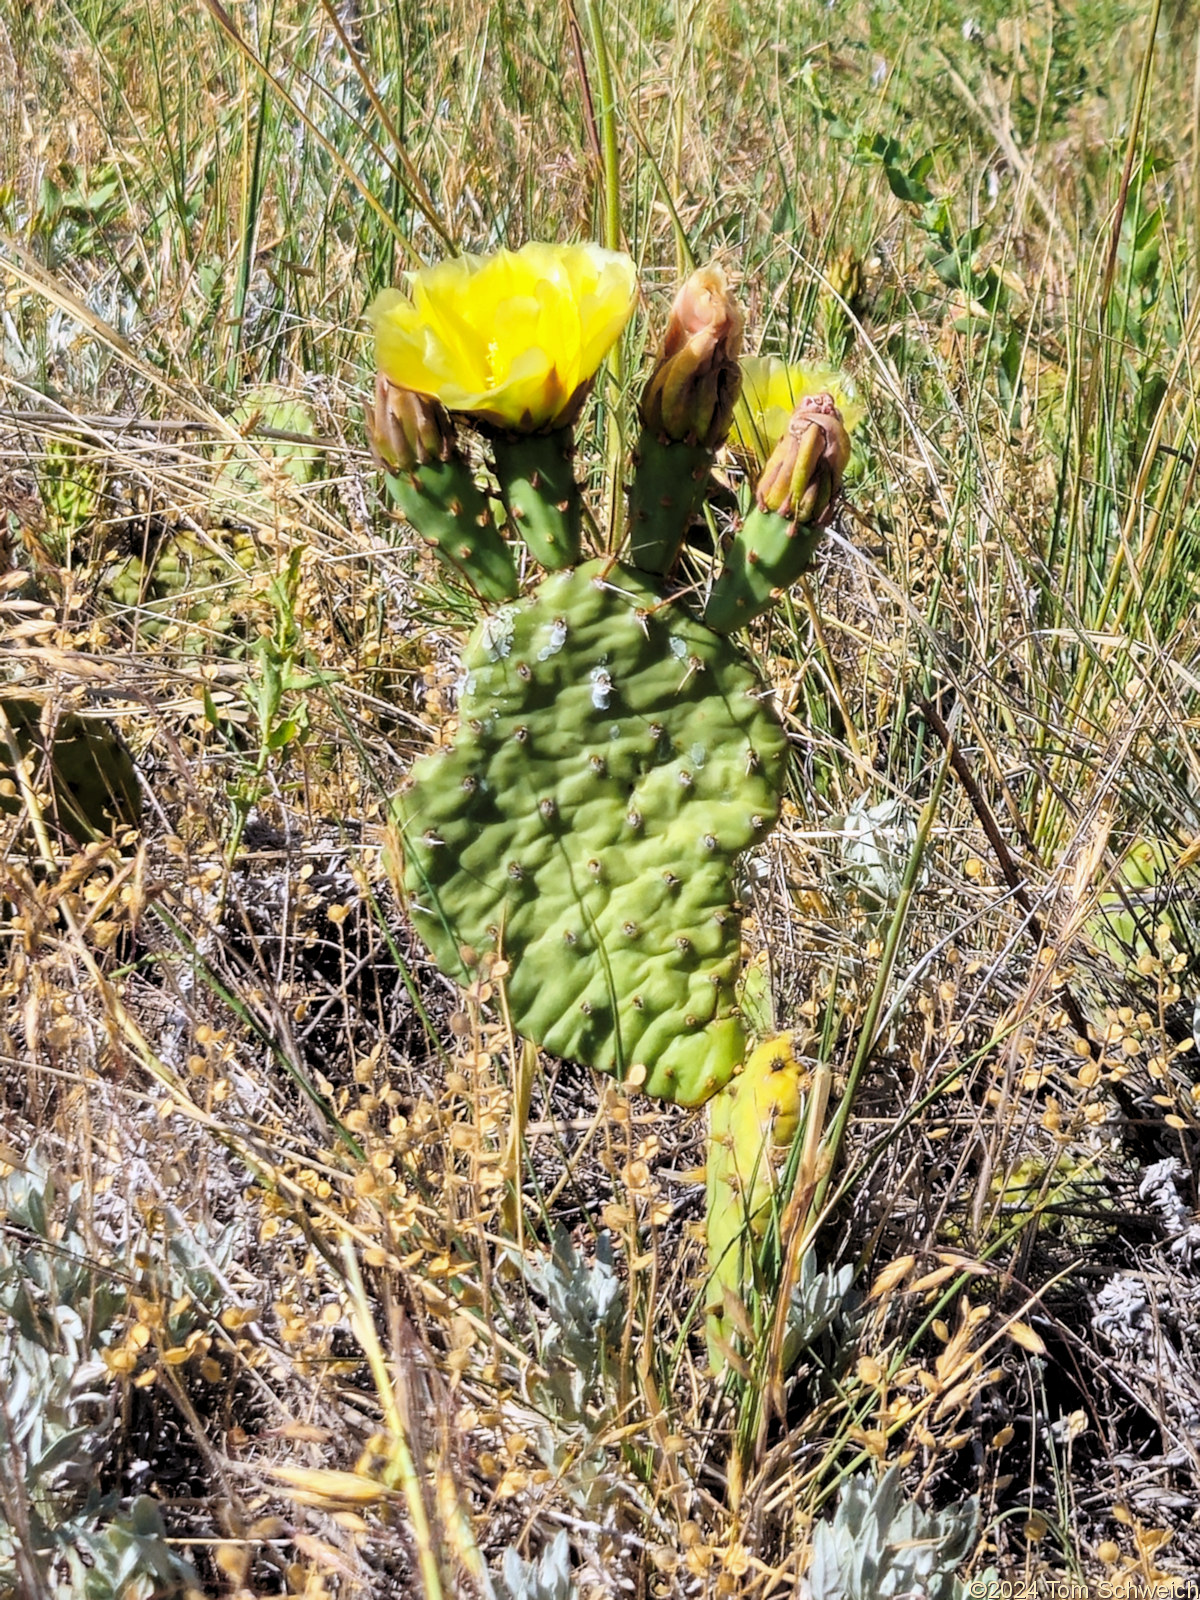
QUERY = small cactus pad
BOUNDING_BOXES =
[383,461,519,603]
[490,429,583,570]
[706,1030,807,1368]
[211,385,322,524]
[392,559,789,1103]
[105,527,262,654]
[703,506,825,634]
[0,690,141,844]
[628,430,713,577]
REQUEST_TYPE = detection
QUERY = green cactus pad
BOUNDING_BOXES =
[383,462,518,603]
[211,385,322,525]
[490,429,583,570]
[0,690,141,844]
[105,527,262,653]
[1084,838,1194,974]
[704,507,825,634]
[41,437,105,564]
[391,559,789,1103]
[627,430,713,577]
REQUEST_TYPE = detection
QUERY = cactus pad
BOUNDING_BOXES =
[704,506,824,634]
[382,461,519,603]
[628,430,713,577]
[706,1030,808,1368]
[392,559,789,1103]
[0,690,141,844]
[106,527,262,653]
[211,385,322,525]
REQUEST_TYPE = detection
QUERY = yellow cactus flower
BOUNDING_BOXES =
[370,241,638,433]
[731,354,864,463]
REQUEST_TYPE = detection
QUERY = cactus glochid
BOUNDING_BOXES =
[371,245,857,1105]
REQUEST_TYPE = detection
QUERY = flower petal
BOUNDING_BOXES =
[732,355,864,461]
[371,241,637,431]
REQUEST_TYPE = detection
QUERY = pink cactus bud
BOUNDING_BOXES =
[639,265,745,448]
[754,392,851,523]
[365,371,455,473]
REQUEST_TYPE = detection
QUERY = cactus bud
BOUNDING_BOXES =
[754,393,851,525]
[368,372,519,602]
[366,371,454,473]
[640,265,744,449]
[704,394,854,633]
[628,267,746,577]
[827,247,864,309]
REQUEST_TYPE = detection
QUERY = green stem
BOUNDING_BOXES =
[808,749,952,1224]
[580,0,624,550]
[581,0,621,254]
[342,1245,446,1600]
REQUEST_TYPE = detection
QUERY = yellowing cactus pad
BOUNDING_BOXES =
[706,1030,808,1367]
[391,559,789,1104]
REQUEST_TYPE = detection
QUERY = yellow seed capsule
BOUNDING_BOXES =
[267,1465,388,1507]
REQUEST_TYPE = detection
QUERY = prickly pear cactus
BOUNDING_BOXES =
[0,688,141,844]
[101,386,319,655]
[210,384,322,525]
[705,1032,807,1363]
[1084,837,1196,977]
[397,560,788,1104]
[39,436,105,565]
[369,247,857,1105]
[106,526,261,650]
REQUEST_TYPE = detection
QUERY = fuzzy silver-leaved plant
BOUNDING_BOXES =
[0,1156,211,1599]
[805,1466,977,1600]
[497,1529,573,1600]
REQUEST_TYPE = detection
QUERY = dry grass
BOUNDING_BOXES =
[3,0,1200,1593]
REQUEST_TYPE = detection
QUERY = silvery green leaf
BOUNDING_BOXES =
[54,1303,85,1343]
[834,795,928,915]
[807,1467,977,1600]
[516,1226,623,1406]
[781,1252,857,1371]
[28,1424,102,1484]
[0,1154,197,1597]
[79,1498,198,1596]
[522,1227,622,1344]
[498,1529,573,1600]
